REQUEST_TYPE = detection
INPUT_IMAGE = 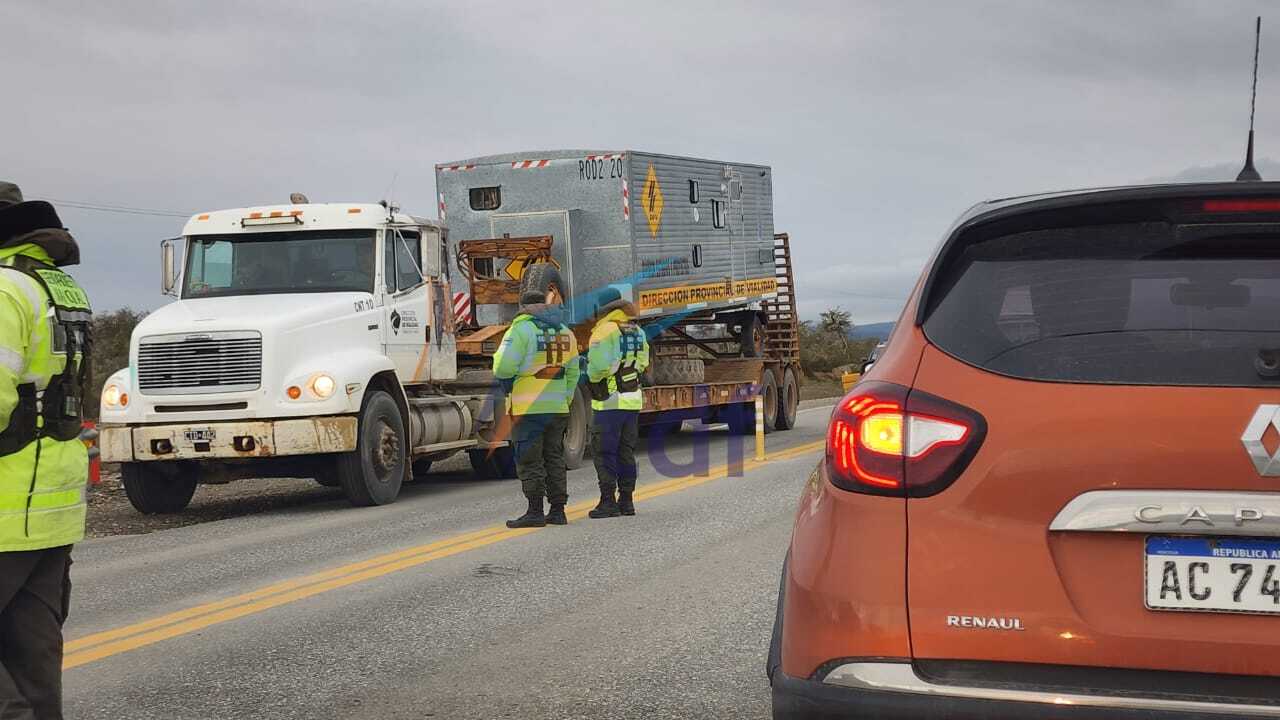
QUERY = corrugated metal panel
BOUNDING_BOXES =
[436,150,775,322]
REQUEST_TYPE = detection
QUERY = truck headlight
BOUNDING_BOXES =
[103,383,128,408]
[309,373,336,399]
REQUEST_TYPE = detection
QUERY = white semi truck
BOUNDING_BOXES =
[100,187,802,513]
[98,200,512,512]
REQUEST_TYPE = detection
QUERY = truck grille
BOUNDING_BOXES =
[137,331,262,395]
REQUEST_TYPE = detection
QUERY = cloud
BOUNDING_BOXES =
[2,0,1275,323]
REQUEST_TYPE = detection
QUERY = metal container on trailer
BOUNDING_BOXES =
[436,150,778,325]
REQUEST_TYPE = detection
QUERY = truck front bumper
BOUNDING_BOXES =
[100,417,359,463]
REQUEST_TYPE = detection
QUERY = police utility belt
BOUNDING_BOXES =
[0,257,92,455]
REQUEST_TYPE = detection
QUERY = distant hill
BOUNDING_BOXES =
[850,322,894,341]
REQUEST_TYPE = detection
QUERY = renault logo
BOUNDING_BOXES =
[1242,404,1280,475]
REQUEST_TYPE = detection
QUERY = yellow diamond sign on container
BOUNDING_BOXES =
[641,163,664,237]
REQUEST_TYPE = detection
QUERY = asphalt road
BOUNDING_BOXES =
[63,404,833,720]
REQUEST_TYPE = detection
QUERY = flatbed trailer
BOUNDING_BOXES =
[454,233,802,469]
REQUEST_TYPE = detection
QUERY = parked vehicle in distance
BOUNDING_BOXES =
[770,183,1280,719]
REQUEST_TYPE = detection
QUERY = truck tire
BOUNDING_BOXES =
[335,390,406,507]
[760,367,779,434]
[775,366,799,431]
[121,462,197,514]
[519,263,565,304]
[652,357,705,385]
[564,384,591,470]
[737,312,766,358]
[469,446,517,479]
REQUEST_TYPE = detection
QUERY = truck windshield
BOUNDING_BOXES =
[183,230,377,298]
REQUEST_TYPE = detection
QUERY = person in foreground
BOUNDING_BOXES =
[0,182,92,720]
[586,288,649,519]
[493,284,580,528]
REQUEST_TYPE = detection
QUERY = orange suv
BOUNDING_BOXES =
[769,184,1280,719]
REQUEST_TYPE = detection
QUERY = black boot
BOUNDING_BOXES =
[618,490,635,516]
[506,497,546,528]
[588,490,621,519]
[545,502,568,526]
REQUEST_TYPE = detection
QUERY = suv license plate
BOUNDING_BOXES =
[184,428,216,443]
[1145,536,1280,615]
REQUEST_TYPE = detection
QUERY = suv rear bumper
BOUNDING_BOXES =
[772,662,1280,720]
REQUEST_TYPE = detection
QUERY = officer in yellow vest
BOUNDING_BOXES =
[586,288,649,518]
[0,183,91,720]
[493,285,580,528]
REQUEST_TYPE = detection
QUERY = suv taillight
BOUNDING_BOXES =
[826,381,987,497]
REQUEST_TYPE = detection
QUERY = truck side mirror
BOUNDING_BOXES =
[161,238,178,296]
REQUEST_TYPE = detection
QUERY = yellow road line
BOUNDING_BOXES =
[64,439,824,669]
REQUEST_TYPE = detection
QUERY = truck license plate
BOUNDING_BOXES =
[184,428,216,443]
[1145,536,1280,615]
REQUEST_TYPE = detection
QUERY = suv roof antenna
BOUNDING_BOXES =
[1237,16,1263,182]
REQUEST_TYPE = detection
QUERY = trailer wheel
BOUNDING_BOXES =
[121,462,198,514]
[775,366,800,431]
[737,312,766,358]
[652,357,705,385]
[469,446,517,479]
[335,390,406,507]
[760,367,779,433]
[564,384,591,470]
[519,263,566,304]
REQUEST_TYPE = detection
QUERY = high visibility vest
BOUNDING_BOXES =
[587,310,650,412]
[492,313,580,415]
[0,252,91,552]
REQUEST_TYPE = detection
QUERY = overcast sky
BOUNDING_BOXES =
[2,0,1276,325]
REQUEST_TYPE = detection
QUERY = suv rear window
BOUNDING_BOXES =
[924,221,1280,386]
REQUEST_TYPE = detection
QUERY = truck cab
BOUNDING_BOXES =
[99,201,488,512]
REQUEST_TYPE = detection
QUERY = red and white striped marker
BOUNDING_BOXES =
[437,164,476,172]
[511,159,551,169]
[621,178,630,220]
[438,193,446,221]
[586,153,625,161]
[453,291,472,325]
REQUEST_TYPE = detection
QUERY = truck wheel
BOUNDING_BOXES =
[760,367,779,433]
[738,312,766,358]
[335,390,406,507]
[519,263,566,304]
[121,462,197,514]
[564,385,591,470]
[652,357,705,385]
[775,367,800,431]
[469,446,517,479]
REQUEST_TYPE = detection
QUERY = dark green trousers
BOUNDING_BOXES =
[0,545,71,720]
[513,413,568,505]
[592,409,639,493]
